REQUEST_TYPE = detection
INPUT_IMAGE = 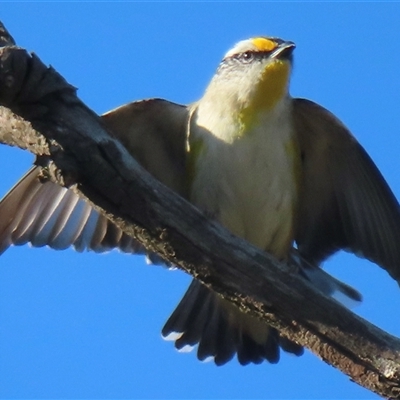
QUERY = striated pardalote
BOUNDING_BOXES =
[1,37,400,365]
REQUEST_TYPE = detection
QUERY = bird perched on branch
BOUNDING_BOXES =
[1,37,400,366]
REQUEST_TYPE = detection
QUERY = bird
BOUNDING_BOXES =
[1,36,400,366]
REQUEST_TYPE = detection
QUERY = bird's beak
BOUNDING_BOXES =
[271,41,296,60]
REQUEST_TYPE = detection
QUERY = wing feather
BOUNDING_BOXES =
[294,98,400,283]
[0,99,189,256]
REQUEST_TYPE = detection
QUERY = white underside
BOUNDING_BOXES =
[190,100,298,260]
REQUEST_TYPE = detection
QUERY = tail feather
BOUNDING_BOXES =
[163,253,360,366]
[162,281,209,341]
[174,294,212,349]
[279,336,304,356]
[197,303,223,362]
[213,317,236,366]
[162,280,302,366]
[237,332,278,365]
[262,331,280,364]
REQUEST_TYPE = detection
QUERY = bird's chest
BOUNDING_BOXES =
[189,118,299,259]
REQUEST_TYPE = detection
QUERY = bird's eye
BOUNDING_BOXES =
[240,51,254,62]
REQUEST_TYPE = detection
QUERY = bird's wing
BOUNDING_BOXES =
[0,98,189,256]
[102,98,189,195]
[293,98,400,283]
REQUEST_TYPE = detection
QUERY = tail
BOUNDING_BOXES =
[162,253,361,366]
[162,279,303,366]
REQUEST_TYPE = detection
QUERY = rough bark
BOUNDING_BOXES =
[0,21,399,398]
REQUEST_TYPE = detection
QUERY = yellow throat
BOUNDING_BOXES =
[239,38,291,132]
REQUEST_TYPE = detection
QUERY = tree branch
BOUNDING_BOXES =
[0,21,399,398]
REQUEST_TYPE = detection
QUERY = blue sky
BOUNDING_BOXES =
[1,3,400,399]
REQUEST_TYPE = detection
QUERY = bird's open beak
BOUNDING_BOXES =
[272,41,296,60]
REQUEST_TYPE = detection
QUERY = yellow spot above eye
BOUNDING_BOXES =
[252,37,277,52]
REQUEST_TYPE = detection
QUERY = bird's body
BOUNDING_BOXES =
[1,36,400,365]
[189,97,298,258]
[189,38,298,258]
[181,88,300,363]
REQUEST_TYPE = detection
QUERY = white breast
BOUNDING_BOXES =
[189,100,299,260]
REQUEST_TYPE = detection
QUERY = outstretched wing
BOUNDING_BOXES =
[294,98,400,283]
[0,99,189,255]
[102,98,189,195]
